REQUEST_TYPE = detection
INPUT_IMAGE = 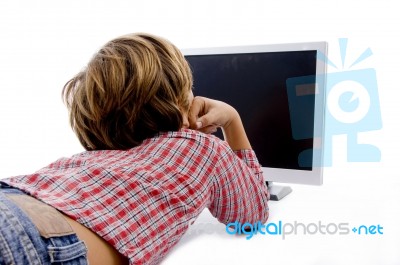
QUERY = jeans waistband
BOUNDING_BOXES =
[0,185,88,264]
[6,193,76,238]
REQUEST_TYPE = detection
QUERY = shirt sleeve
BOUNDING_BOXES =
[207,141,269,225]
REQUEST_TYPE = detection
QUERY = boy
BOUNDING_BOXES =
[0,33,269,264]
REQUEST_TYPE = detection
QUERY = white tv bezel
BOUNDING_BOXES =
[183,41,327,185]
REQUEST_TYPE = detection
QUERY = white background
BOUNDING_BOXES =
[0,1,399,264]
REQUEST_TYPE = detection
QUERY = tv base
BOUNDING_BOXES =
[267,182,292,201]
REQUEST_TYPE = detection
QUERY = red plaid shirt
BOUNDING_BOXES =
[2,129,269,264]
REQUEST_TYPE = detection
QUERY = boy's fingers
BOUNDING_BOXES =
[189,97,208,128]
[189,97,221,131]
[191,112,213,130]
[197,124,218,134]
[195,121,203,129]
[197,113,222,131]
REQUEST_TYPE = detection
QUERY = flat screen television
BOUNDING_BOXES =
[183,42,328,200]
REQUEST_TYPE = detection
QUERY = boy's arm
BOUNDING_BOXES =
[208,140,269,225]
[189,96,269,224]
[188,96,251,151]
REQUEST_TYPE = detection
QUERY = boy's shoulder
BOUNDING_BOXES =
[149,129,230,153]
[157,129,223,144]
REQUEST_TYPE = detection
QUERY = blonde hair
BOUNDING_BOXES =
[62,33,193,150]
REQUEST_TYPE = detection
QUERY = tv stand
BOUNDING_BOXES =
[267,181,293,201]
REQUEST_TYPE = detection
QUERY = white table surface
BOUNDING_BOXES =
[162,164,400,265]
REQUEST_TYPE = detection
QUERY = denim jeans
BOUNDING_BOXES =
[0,184,88,265]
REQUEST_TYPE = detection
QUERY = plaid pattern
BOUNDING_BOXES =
[2,129,269,264]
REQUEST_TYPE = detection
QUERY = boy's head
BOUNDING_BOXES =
[63,33,193,150]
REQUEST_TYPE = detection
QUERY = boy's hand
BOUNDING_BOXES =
[188,96,251,150]
[188,96,238,134]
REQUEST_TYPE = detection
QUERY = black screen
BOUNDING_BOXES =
[185,50,317,170]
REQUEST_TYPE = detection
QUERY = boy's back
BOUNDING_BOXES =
[2,129,269,264]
